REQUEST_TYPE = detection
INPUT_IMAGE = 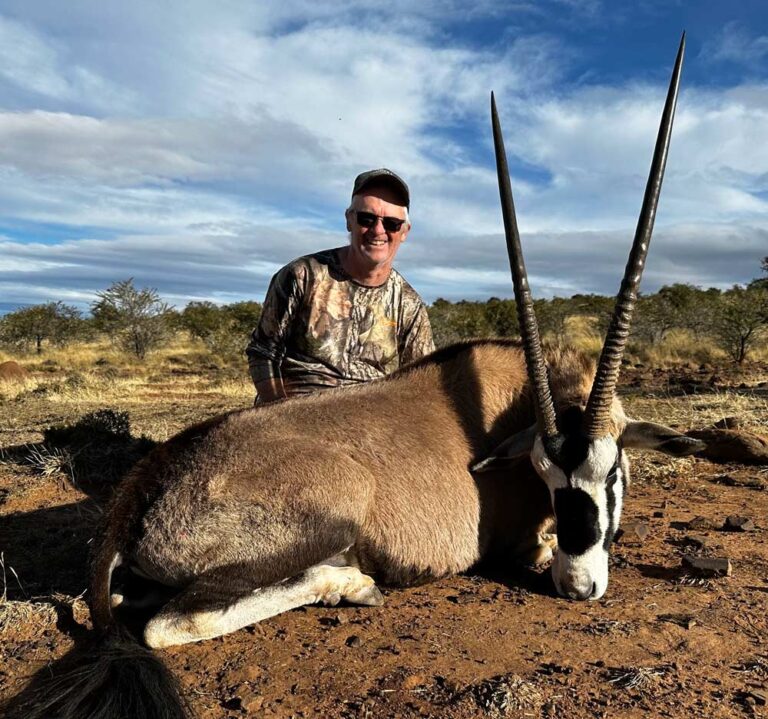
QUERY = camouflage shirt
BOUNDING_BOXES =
[246,248,434,397]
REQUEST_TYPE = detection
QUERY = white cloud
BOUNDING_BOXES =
[0,2,765,307]
[0,14,135,112]
[702,22,768,69]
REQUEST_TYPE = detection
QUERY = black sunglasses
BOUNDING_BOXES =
[353,210,406,233]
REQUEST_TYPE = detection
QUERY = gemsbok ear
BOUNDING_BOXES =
[471,424,537,472]
[622,420,705,457]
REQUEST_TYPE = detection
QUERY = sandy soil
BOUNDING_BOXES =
[1,364,766,718]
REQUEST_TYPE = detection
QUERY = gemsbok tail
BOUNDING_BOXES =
[3,499,191,719]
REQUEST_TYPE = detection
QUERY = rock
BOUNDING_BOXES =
[658,613,697,630]
[346,635,363,648]
[687,428,768,465]
[615,522,650,545]
[688,516,718,530]
[712,474,766,490]
[747,691,767,706]
[239,664,263,683]
[653,510,665,518]
[402,674,426,690]
[723,516,756,532]
[222,696,243,710]
[713,416,744,430]
[682,555,732,577]
[242,692,264,713]
[0,360,29,383]
[683,535,708,550]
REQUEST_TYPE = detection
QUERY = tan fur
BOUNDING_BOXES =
[0,360,29,383]
[92,340,601,615]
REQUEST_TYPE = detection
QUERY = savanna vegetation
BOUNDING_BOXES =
[1,258,767,374]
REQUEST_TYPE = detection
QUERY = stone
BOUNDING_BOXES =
[712,475,766,490]
[346,635,363,648]
[688,516,717,531]
[231,664,263,684]
[686,428,768,465]
[683,535,708,550]
[0,360,29,383]
[615,522,651,545]
[723,516,756,532]
[242,692,264,713]
[682,555,732,577]
[402,674,427,690]
[713,416,744,430]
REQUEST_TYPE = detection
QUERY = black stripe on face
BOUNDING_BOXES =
[554,487,600,555]
[543,407,590,478]
[602,457,620,551]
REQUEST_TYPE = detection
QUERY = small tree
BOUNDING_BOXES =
[179,301,222,344]
[710,286,768,363]
[571,294,614,338]
[484,297,519,338]
[535,297,570,345]
[91,279,172,359]
[210,301,262,358]
[0,302,83,353]
[178,300,262,358]
[428,299,493,347]
[750,256,768,290]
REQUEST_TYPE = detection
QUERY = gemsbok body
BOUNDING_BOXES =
[12,34,703,719]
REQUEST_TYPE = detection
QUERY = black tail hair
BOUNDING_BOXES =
[3,483,192,718]
[4,625,190,719]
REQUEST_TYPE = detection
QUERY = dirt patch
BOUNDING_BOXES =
[1,365,767,718]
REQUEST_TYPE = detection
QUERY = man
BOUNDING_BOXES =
[247,168,435,403]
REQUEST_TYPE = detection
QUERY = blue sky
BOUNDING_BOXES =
[0,0,766,311]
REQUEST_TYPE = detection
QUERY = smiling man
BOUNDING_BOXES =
[247,169,434,403]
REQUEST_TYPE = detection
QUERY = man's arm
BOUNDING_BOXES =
[245,263,304,403]
[254,376,287,403]
[399,303,435,365]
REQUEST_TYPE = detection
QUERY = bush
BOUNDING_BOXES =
[91,279,173,360]
[0,302,85,354]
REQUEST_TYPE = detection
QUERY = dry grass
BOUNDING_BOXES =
[3,333,217,373]
[0,334,256,408]
[626,389,768,435]
[469,674,544,716]
[605,664,672,691]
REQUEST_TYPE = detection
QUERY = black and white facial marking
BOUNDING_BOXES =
[531,417,626,601]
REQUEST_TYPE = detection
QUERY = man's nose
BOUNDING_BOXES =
[365,217,386,232]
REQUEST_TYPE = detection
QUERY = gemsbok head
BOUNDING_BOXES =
[477,33,701,600]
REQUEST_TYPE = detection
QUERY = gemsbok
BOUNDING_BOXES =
[17,34,702,719]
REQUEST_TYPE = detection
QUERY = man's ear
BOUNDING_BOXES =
[622,420,705,457]
[345,210,353,233]
[471,424,537,472]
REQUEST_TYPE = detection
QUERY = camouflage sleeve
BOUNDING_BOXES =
[399,302,435,365]
[245,262,306,384]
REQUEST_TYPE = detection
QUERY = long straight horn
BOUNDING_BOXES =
[491,92,558,439]
[585,33,685,439]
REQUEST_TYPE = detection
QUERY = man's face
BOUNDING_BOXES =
[345,186,411,271]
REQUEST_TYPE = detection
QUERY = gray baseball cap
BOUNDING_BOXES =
[352,168,410,209]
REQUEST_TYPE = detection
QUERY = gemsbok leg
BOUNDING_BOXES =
[143,555,383,649]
